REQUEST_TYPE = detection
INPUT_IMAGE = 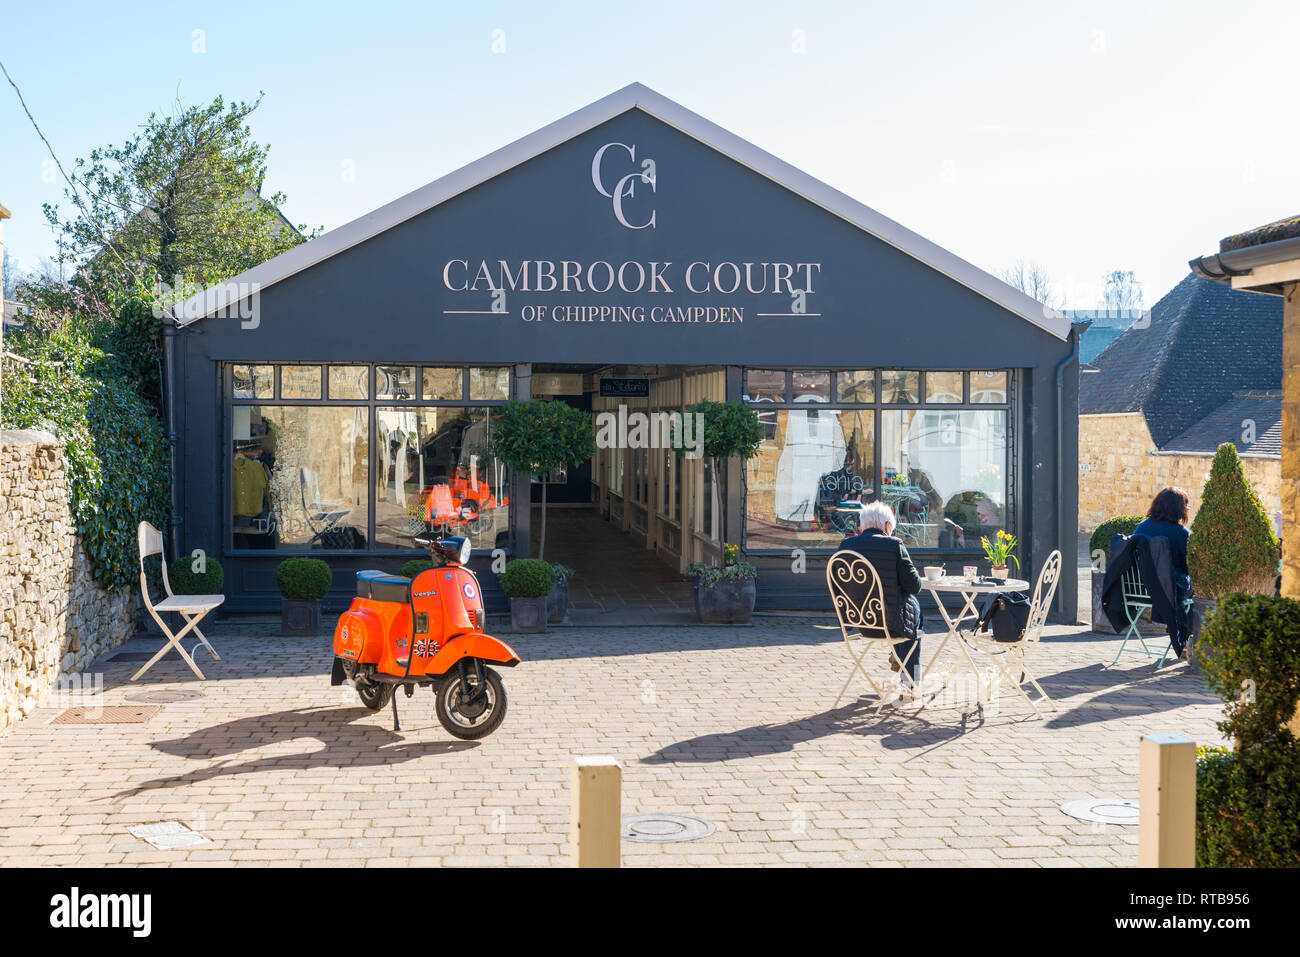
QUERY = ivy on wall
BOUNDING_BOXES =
[1,329,170,590]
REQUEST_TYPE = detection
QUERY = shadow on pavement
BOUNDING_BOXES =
[104,706,476,798]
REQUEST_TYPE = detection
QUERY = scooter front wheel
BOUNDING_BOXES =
[434,665,506,740]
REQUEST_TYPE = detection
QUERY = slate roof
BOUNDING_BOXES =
[1221,214,1300,252]
[1160,390,1281,457]
[1079,273,1281,448]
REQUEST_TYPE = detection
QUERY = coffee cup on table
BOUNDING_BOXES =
[924,566,944,581]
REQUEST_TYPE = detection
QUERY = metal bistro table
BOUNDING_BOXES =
[918,575,1030,692]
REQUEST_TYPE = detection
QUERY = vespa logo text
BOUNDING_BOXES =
[591,142,656,230]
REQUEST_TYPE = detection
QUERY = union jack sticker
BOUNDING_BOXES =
[414,638,438,657]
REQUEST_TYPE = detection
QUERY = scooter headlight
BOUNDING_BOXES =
[431,535,471,565]
[458,539,472,565]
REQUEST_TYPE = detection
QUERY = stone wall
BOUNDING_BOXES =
[1079,412,1281,536]
[0,430,137,734]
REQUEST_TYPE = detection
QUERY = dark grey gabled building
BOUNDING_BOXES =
[164,83,1081,620]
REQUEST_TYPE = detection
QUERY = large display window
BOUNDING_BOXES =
[743,369,1011,552]
[228,364,510,553]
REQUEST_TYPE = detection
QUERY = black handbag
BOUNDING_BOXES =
[979,592,1031,642]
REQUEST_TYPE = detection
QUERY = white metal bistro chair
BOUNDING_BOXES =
[1110,561,1176,668]
[826,549,919,710]
[959,549,1062,719]
[134,522,224,681]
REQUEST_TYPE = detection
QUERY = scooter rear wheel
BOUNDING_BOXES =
[357,680,394,711]
[434,665,506,740]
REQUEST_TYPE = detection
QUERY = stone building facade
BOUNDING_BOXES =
[0,430,137,734]
[1079,412,1281,533]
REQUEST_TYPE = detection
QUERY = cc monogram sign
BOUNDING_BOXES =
[591,142,656,230]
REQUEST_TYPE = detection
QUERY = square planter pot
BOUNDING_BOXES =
[510,596,549,633]
[281,597,321,636]
[547,577,569,624]
[693,577,757,624]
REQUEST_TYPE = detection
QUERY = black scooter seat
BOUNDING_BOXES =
[355,569,411,604]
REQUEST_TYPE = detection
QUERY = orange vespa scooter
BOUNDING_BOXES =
[330,532,520,739]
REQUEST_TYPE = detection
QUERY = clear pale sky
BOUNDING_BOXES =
[2,0,1296,309]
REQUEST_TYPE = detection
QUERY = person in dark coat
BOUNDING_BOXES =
[1134,486,1192,601]
[839,501,925,685]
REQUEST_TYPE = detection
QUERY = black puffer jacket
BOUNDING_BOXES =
[838,528,923,638]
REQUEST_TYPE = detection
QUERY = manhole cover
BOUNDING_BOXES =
[124,689,205,703]
[1060,798,1139,826]
[622,813,715,843]
[128,822,210,850]
[51,705,160,725]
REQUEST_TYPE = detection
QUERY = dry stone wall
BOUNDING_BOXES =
[1,430,136,733]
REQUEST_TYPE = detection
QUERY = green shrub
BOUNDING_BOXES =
[500,558,554,598]
[276,557,333,600]
[398,558,436,579]
[168,555,224,595]
[0,328,170,589]
[1088,515,1144,560]
[550,564,574,582]
[1188,443,1279,599]
[1193,594,1300,866]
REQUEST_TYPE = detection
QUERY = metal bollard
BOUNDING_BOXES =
[570,756,621,868]
[1138,733,1196,867]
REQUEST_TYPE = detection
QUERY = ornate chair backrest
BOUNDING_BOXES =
[137,521,173,609]
[826,549,892,644]
[1022,549,1062,646]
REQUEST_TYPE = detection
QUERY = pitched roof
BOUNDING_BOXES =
[1079,274,1281,447]
[173,83,1070,339]
[1221,214,1300,252]
[1161,390,1281,457]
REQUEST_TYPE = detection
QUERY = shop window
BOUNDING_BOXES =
[792,370,830,403]
[970,370,1008,404]
[376,365,417,400]
[231,406,369,550]
[470,366,510,400]
[281,365,322,400]
[329,365,369,400]
[924,371,963,404]
[232,364,273,399]
[423,367,463,400]
[744,368,787,404]
[882,370,919,404]
[879,409,1006,550]
[835,370,875,404]
[372,407,509,553]
[744,408,874,550]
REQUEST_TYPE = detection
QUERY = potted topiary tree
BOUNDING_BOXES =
[683,400,764,623]
[490,399,596,561]
[1087,514,1145,630]
[1187,442,1280,652]
[168,554,225,596]
[500,558,554,633]
[1193,593,1300,865]
[276,557,333,636]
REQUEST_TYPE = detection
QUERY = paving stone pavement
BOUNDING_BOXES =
[0,616,1225,867]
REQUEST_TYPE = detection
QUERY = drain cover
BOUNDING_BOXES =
[128,822,210,850]
[622,813,715,843]
[51,705,160,725]
[1060,798,1139,826]
[124,689,205,703]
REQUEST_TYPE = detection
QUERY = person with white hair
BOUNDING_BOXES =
[838,500,925,687]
